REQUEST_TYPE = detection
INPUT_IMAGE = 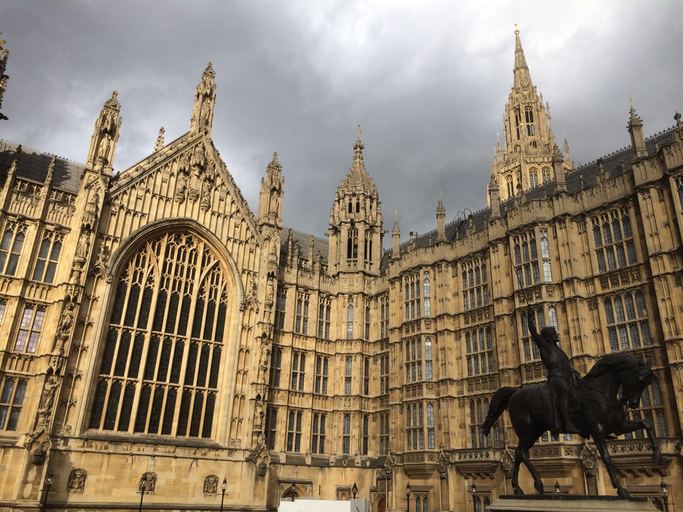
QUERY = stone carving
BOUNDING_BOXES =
[175,172,188,203]
[203,475,218,496]
[67,469,87,493]
[253,400,264,430]
[580,442,598,477]
[140,472,156,494]
[257,342,271,384]
[37,375,60,428]
[75,231,91,260]
[58,301,75,337]
[200,187,211,211]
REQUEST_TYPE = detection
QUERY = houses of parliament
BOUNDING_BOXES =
[0,27,681,512]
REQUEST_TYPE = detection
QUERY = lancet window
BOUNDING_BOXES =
[592,209,636,273]
[89,232,230,439]
[0,222,26,276]
[466,327,493,376]
[404,273,421,320]
[604,290,651,351]
[32,231,63,283]
[462,257,489,311]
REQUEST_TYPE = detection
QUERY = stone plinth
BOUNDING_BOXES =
[488,495,658,512]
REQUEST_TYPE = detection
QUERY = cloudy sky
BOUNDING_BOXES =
[1,1,682,239]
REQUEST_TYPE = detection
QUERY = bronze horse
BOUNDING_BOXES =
[483,353,662,498]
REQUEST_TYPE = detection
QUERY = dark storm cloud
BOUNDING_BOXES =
[1,1,682,240]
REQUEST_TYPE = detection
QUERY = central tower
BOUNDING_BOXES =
[328,128,383,276]
[489,28,573,204]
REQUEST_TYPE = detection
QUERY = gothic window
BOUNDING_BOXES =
[295,294,309,334]
[345,356,352,394]
[624,378,667,439]
[425,338,433,379]
[521,308,545,362]
[88,233,230,439]
[592,209,636,273]
[380,353,389,395]
[363,357,370,395]
[506,176,514,198]
[423,272,431,317]
[470,398,497,448]
[365,305,371,339]
[415,495,429,512]
[265,407,277,449]
[542,167,551,184]
[312,413,326,454]
[462,257,489,311]
[348,201,353,214]
[347,228,359,261]
[356,200,360,213]
[0,222,26,276]
[275,287,286,330]
[0,299,6,326]
[347,301,354,339]
[405,338,424,383]
[406,402,425,450]
[525,106,535,136]
[514,108,521,140]
[529,168,539,188]
[287,410,302,452]
[427,402,435,449]
[465,327,493,375]
[379,412,389,454]
[677,177,683,209]
[32,231,63,283]
[318,298,331,339]
[604,291,651,351]
[364,229,373,262]
[404,274,421,320]
[343,414,351,454]
[270,348,282,387]
[380,294,389,338]
[290,352,305,391]
[362,414,369,455]
[315,356,328,394]
[14,305,45,353]
[0,377,27,430]
[472,496,490,512]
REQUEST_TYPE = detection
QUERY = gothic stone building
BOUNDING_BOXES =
[0,29,681,512]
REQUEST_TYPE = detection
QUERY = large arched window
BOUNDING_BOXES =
[89,232,231,438]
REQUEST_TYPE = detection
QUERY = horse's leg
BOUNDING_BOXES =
[515,427,545,495]
[592,426,630,498]
[613,417,663,465]
[511,447,524,495]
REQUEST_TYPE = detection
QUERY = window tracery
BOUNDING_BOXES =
[89,232,230,439]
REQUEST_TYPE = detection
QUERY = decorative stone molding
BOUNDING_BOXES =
[67,469,87,493]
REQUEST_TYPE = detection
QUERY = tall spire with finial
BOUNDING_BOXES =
[190,62,217,137]
[627,97,647,160]
[513,24,532,89]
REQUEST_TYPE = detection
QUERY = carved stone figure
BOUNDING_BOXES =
[203,475,218,496]
[257,343,270,383]
[253,400,264,430]
[97,135,110,160]
[58,302,75,336]
[75,231,91,260]
[175,172,187,203]
[265,277,274,306]
[200,188,211,210]
[199,101,210,129]
[67,469,87,493]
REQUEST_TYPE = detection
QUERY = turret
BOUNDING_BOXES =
[392,212,400,259]
[257,152,284,228]
[328,127,383,275]
[85,91,122,175]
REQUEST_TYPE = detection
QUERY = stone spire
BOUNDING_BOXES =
[257,152,284,228]
[436,190,446,242]
[85,91,122,174]
[0,31,9,121]
[491,28,572,201]
[190,62,217,137]
[392,212,400,259]
[513,25,532,90]
[627,99,647,160]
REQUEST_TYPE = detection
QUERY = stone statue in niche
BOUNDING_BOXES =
[58,301,75,336]
[257,342,271,384]
[75,231,91,260]
[200,187,211,211]
[265,277,274,307]
[67,469,87,493]
[97,135,110,160]
[199,101,210,130]
[175,172,188,203]
[203,475,218,496]
[269,191,279,215]
[253,400,264,430]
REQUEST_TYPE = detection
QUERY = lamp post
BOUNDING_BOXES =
[470,482,477,511]
[220,478,227,512]
[660,480,669,512]
[406,483,411,512]
[291,483,296,502]
[41,470,53,512]
[352,482,358,500]
[138,476,147,512]
[555,481,561,494]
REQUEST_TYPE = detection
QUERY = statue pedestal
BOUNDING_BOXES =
[488,495,657,512]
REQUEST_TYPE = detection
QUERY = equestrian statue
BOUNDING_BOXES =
[483,310,662,498]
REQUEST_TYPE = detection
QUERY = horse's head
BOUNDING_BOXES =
[621,358,653,409]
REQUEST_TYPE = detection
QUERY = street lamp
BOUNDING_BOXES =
[660,480,669,512]
[290,483,296,502]
[41,470,53,512]
[138,476,147,512]
[220,478,227,512]
[555,481,561,494]
[352,482,358,500]
[406,483,411,512]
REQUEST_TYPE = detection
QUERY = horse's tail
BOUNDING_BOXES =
[483,386,517,435]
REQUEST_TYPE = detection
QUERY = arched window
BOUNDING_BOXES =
[89,232,231,438]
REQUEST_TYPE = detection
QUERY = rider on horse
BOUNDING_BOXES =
[527,310,580,434]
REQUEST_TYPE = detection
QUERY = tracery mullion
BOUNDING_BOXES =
[127,245,159,434]
[124,263,154,380]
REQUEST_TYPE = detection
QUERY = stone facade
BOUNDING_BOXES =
[0,29,681,512]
